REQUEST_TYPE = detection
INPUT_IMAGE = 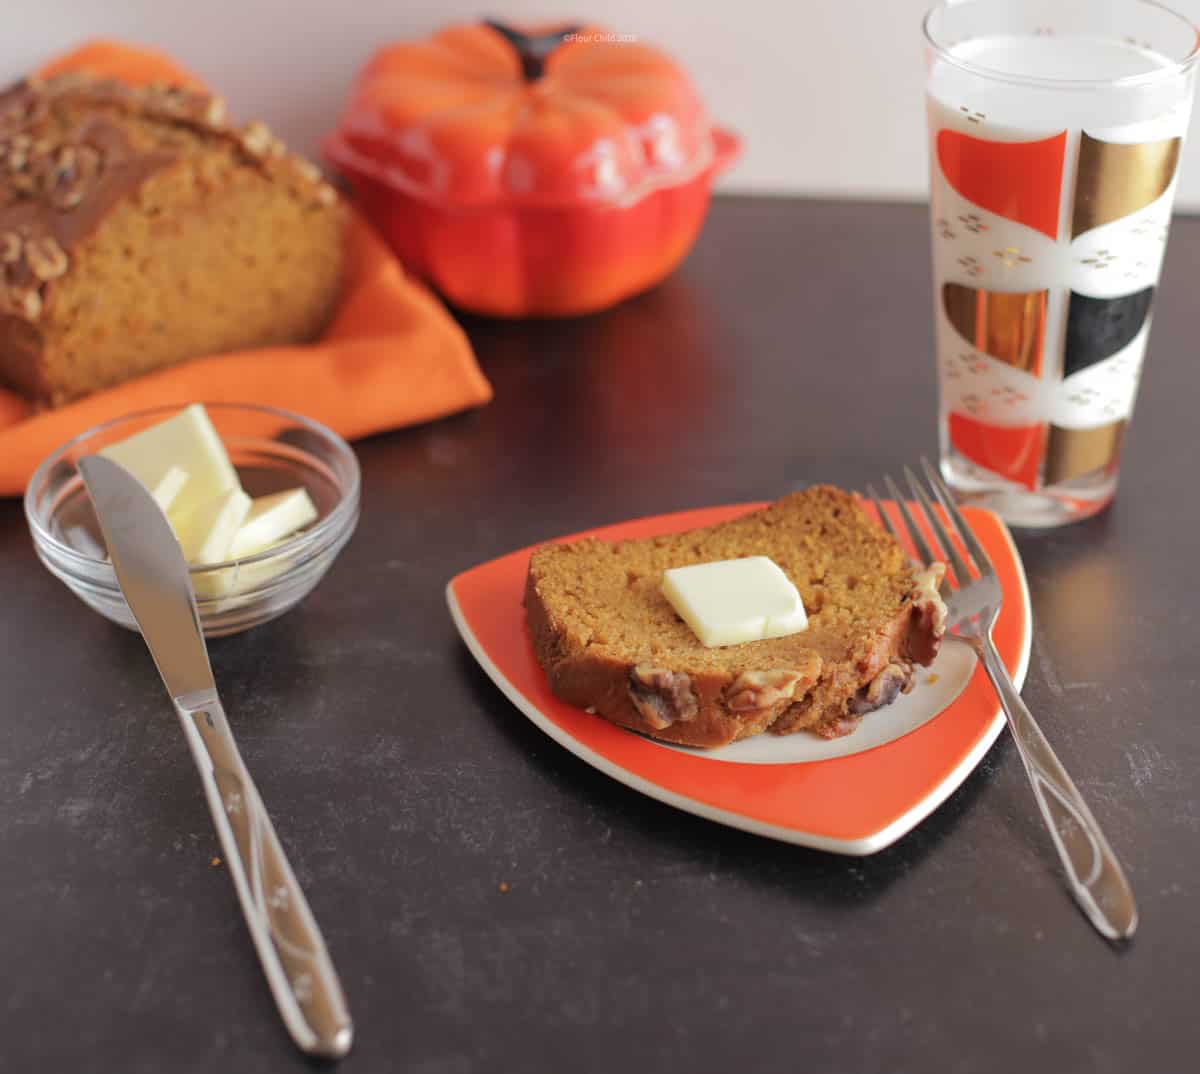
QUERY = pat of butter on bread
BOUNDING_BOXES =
[662,556,808,647]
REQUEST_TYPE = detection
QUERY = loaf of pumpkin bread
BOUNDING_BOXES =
[525,487,948,749]
[0,73,346,406]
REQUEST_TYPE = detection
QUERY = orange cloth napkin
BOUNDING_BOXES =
[0,41,492,497]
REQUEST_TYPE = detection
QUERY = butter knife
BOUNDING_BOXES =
[78,456,353,1059]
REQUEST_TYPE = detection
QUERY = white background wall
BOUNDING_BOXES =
[6,0,1200,208]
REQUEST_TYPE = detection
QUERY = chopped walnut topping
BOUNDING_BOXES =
[25,235,68,281]
[726,668,809,713]
[904,563,948,665]
[39,142,101,211]
[240,120,273,159]
[3,286,42,321]
[155,86,191,116]
[294,159,321,184]
[913,564,948,633]
[849,662,914,716]
[204,96,227,127]
[628,665,698,729]
[0,232,21,264]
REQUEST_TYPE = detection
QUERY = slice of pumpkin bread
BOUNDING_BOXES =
[524,486,947,748]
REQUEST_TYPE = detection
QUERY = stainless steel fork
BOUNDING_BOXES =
[866,459,1137,941]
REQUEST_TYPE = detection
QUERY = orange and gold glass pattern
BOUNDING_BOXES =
[943,284,1047,374]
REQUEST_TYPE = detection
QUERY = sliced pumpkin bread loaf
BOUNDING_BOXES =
[524,486,947,748]
[0,73,345,406]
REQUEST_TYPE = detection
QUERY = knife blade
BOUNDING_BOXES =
[78,455,354,1059]
[78,456,213,700]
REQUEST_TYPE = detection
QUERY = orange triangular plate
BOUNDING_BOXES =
[447,501,1030,855]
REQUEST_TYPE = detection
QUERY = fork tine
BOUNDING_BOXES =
[865,483,903,547]
[920,456,994,575]
[882,473,940,572]
[904,464,974,586]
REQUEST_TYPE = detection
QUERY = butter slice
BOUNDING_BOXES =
[100,403,238,515]
[229,488,318,559]
[171,488,252,566]
[662,556,808,648]
[151,465,189,514]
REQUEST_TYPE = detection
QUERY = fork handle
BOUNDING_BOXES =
[975,640,1138,940]
[177,693,354,1057]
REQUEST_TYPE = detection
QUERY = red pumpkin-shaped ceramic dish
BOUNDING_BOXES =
[325,21,740,316]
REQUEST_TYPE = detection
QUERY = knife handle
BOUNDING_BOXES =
[176,694,353,1058]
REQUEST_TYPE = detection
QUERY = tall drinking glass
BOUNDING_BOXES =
[924,0,1199,526]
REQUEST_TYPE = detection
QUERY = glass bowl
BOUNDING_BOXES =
[25,403,361,637]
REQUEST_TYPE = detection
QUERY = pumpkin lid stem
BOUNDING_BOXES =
[483,19,582,81]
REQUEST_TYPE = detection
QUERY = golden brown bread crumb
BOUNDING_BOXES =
[0,73,346,405]
[525,486,947,748]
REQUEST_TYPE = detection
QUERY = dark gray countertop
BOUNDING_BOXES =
[2,197,1197,1072]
